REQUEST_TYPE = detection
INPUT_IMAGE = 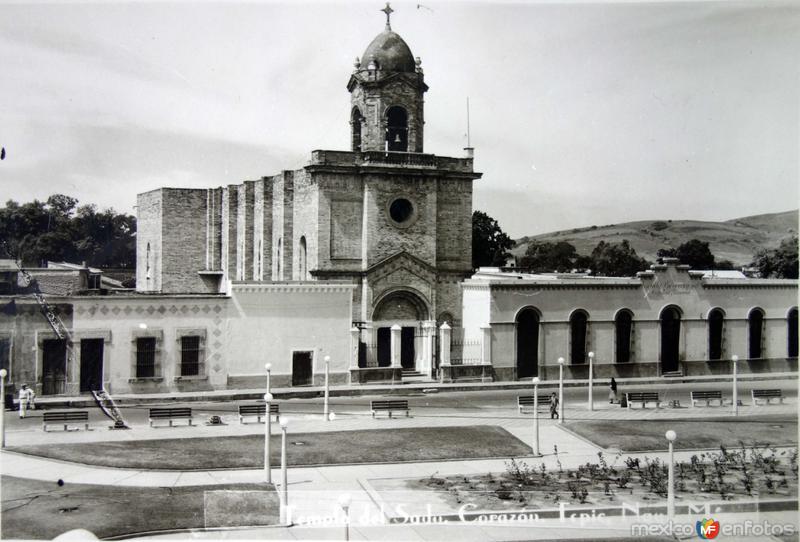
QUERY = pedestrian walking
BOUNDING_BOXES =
[18,384,35,418]
[549,392,559,419]
[609,377,618,404]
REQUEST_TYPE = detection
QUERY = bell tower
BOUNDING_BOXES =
[347,3,427,153]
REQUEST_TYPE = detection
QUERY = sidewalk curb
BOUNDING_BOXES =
[26,372,799,409]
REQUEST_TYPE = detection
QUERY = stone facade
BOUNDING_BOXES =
[460,262,798,381]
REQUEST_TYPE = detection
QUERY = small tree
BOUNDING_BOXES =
[751,236,798,279]
[675,239,716,269]
[519,241,578,272]
[590,240,649,277]
[472,210,514,268]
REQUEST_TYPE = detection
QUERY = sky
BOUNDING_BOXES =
[0,0,797,238]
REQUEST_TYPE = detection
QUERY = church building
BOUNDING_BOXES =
[136,6,480,381]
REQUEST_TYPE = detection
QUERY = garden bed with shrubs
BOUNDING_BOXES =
[408,445,798,511]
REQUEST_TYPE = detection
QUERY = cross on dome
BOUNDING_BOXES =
[381,2,394,30]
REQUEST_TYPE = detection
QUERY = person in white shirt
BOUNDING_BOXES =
[18,384,34,418]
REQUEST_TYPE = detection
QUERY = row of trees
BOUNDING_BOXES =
[472,210,798,278]
[1,199,795,280]
[0,195,136,268]
[518,238,650,276]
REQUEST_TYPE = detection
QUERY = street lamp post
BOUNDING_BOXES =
[265,363,272,394]
[731,355,739,416]
[557,357,565,424]
[264,393,273,484]
[0,368,7,448]
[279,417,289,525]
[323,355,330,421]
[338,493,352,541]
[665,430,677,521]
[532,376,540,456]
[587,351,595,411]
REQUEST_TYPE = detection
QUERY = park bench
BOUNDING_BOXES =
[751,389,785,406]
[517,395,550,414]
[238,403,280,424]
[43,411,90,432]
[370,399,410,418]
[149,407,193,427]
[626,392,662,409]
[690,390,724,407]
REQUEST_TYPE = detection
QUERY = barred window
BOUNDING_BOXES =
[136,337,156,378]
[181,336,201,376]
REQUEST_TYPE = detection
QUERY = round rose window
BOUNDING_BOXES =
[389,198,414,224]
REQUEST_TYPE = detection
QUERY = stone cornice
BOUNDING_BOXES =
[305,164,482,180]
[701,280,798,289]
[488,281,643,291]
[231,282,356,294]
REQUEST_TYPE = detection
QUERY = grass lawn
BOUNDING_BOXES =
[0,475,277,540]
[9,426,531,470]
[566,416,797,452]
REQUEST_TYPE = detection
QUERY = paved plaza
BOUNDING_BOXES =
[1,375,798,540]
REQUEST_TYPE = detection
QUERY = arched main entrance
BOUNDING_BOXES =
[516,308,539,378]
[660,306,682,373]
[372,290,429,369]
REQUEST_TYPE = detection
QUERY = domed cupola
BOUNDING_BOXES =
[347,3,428,153]
[360,30,416,73]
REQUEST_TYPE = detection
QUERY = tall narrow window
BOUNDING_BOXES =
[789,308,798,358]
[352,108,364,152]
[299,236,307,280]
[136,337,156,378]
[277,238,282,280]
[256,239,262,280]
[570,311,588,364]
[748,308,765,359]
[146,242,151,280]
[386,106,408,151]
[180,336,201,376]
[708,309,725,361]
[615,310,633,363]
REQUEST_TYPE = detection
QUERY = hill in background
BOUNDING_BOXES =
[512,210,798,267]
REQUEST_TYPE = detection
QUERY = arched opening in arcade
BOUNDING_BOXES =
[707,308,725,361]
[660,306,682,373]
[748,308,765,359]
[515,307,540,379]
[570,310,589,365]
[788,307,798,358]
[614,309,633,363]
